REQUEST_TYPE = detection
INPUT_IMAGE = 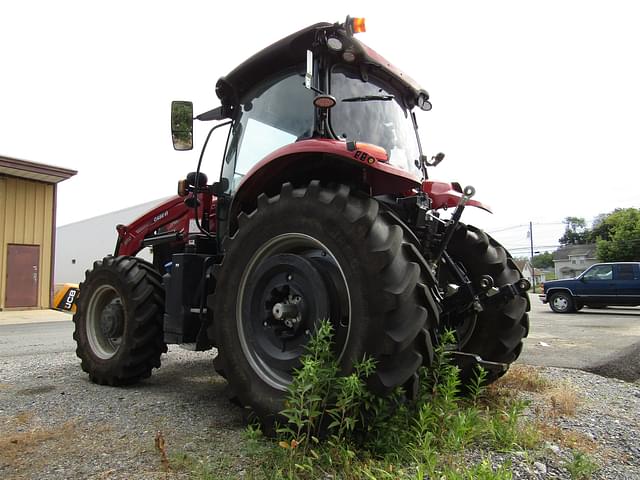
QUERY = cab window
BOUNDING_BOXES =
[222,68,315,191]
[583,265,613,281]
[329,65,422,178]
[616,264,637,280]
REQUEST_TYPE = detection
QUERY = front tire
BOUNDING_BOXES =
[549,291,575,313]
[212,182,436,423]
[73,256,166,385]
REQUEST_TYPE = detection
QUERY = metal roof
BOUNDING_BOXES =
[0,155,77,184]
[552,244,597,260]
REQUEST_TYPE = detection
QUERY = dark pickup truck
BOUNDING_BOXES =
[540,262,640,313]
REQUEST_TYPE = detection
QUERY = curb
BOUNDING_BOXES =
[0,309,71,326]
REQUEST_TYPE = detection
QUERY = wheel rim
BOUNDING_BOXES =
[237,233,351,391]
[552,295,569,312]
[454,312,477,348]
[86,285,125,359]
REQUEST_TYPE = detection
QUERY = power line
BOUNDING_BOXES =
[488,221,566,234]
[511,246,559,249]
[487,224,528,234]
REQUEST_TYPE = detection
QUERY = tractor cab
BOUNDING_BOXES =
[172,17,432,202]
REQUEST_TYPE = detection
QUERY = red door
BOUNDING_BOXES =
[5,244,40,308]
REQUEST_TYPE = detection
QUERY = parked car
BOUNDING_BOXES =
[540,262,640,313]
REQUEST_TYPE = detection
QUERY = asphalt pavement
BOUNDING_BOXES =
[0,320,74,357]
[1,299,639,381]
[518,295,640,381]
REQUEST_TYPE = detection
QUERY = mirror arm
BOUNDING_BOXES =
[195,106,229,122]
[425,152,445,167]
[190,120,233,239]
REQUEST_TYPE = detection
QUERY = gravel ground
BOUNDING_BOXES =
[1,347,639,479]
[479,366,640,479]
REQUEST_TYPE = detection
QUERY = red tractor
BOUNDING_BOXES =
[73,17,530,424]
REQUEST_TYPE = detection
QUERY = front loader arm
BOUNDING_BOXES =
[115,196,195,257]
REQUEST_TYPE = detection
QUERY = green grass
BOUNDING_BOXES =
[564,450,599,479]
[169,451,235,480]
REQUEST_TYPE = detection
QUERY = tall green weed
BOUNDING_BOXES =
[248,321,540,479]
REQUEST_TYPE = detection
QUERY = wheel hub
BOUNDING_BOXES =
[240,252,335,387]
[553,296,568,310]
[272,297,301,328]
[100,300,125,338]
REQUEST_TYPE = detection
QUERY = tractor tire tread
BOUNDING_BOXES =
[73,256,166,386]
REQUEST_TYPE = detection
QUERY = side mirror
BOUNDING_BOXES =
[171,101,194,151]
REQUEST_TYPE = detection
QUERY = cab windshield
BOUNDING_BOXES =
[330,65,422,178]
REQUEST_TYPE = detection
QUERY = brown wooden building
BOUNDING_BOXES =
[0,156,76,310]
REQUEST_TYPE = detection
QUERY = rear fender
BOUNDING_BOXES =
[231,138,421,222]
[423,180,492,213]
[546,287,575,298]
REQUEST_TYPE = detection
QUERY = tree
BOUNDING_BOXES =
[594,208,640,261]
[531,251,553,269]
[558,216,588,245]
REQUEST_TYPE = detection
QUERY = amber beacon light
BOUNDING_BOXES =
[352,17,366,33]
[345,16,366,35]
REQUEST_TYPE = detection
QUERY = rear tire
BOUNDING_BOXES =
[445,224,530,383]
[212,182,437,426]
[549,291,575,313]
[73,256,166,385]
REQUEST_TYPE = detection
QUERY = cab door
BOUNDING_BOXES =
[577,264,615,304]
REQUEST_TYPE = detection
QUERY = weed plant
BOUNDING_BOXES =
[564,450,599,479]
[167,320,597,479]
[161,322,600,479]
[239,321,546,479]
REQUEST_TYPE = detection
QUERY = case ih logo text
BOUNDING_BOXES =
[153,211,169,223]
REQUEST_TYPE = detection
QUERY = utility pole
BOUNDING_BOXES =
[529,221,535,292]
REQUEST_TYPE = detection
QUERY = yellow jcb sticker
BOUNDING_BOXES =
[53,284,79,314]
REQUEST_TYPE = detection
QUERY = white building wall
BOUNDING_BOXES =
[55,198,171,285]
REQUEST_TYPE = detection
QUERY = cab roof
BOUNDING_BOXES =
[215,21,429,109]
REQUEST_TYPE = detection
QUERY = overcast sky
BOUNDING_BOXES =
[2,1,639,254]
